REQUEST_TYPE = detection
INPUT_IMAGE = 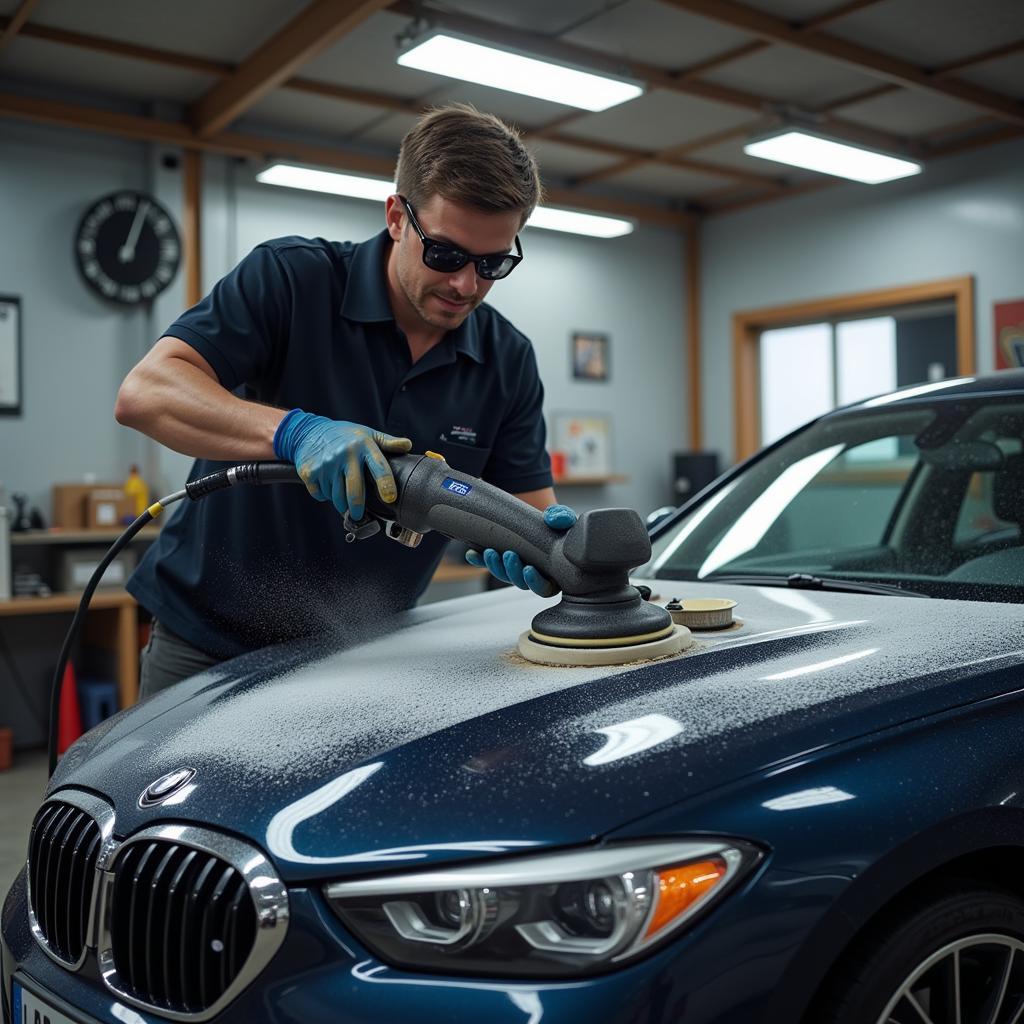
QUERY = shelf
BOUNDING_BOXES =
[11,526,162,545]
[553,475,629,486]
[0,589,136,616]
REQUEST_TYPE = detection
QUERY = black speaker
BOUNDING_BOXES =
[672,452,720,504]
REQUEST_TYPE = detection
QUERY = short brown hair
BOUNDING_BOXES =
[395,103,543,227]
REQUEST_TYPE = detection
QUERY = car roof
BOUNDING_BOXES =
[837,368,1024,413]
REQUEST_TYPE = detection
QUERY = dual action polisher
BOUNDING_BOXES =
[360,452,694,667]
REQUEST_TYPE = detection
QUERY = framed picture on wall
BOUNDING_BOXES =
[551,412,613,478]
[0,296,22,416]
[571,331,610,382]
[995,299,1024,369]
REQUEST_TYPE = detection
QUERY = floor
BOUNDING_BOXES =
[0,749,47,899]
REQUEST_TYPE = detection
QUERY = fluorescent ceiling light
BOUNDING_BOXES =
[256,164,395,200]
[527,207,633,238]
[744,129,922,184]
[398,31,643,112]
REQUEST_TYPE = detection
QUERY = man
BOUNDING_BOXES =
[115,104,573,696]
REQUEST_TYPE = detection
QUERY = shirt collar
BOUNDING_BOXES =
[341,229,485,364]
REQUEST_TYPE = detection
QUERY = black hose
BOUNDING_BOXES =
[47,461,302,777]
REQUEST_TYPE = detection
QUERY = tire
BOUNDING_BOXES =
[814,885,1024,1024]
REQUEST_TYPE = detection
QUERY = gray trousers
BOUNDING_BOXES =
[139,619,222,698]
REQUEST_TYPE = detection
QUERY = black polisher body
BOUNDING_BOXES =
[371,455,673,646]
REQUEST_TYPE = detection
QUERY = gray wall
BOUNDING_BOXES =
[701,136,1024,464]
[0,122,153,514]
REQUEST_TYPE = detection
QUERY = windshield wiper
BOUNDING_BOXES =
[702,572,928,598]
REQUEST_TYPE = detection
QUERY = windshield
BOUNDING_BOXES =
[644,395,1024,602]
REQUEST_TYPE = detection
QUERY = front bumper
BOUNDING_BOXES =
[3,859,812,1024]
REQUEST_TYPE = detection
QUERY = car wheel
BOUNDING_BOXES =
[817,886,1024,1024]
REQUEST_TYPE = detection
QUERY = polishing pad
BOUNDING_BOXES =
[517,624,694,667]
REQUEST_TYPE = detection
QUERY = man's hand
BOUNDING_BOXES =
[273,410,412,520]
[466,504,577,597]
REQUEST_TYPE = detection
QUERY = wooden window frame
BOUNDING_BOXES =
[732,275,975,460]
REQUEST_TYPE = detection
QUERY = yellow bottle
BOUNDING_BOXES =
[124,465,150,517]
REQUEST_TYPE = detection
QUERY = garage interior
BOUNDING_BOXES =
[1,0,1023,909]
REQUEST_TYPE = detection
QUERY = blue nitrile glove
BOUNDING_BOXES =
[465,504,578,598]
[273,409,412,521]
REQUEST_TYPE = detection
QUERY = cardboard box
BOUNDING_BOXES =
[59,547,136,591]
[85,490,133,529]
[52,483,122,528]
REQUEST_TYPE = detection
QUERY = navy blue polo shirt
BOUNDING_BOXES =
[127,230,552,659]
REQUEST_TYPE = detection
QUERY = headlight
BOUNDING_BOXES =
[324,839,761,977]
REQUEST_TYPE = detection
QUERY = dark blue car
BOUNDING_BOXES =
[5,370,1024,1024]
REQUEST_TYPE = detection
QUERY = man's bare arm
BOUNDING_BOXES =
[114,337,284,460]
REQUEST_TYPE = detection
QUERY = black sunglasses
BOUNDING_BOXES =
[399,195,523,281]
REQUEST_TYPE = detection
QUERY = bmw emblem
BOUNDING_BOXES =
[139,767,196,807]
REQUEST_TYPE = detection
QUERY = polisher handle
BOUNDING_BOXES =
[383,454,652,598]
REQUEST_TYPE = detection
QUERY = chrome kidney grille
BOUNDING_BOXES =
[108,839,257,1014]
[27,797,106,967]
[26,793,289,1022]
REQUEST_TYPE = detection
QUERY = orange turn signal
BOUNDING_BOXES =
[643,858,728,941]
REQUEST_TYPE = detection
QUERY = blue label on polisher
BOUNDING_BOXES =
[443,477,472,496]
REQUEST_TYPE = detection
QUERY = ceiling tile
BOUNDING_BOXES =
[1,36,214,103]
[22,0,308,65]
[608,161,726,198]
[529,139,623,180]
[557,89,756,151]
[353,110,423,150]
[960,53,1024,98]
[428,0,611,36]
[564,0,753,71]
[240,90,390,144]
[830,0,1024,68]
[839,87,987,137]
[701,43,881,108]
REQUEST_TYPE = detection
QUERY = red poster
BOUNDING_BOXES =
[995,300,1024,369]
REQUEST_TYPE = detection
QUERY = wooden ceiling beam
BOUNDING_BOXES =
[935,39,1024,78]
[570,121,764,188]
[811,39,1024,114]
[0,0,40,51]
[658,0,1024,127]
[668,0,887,81]
[800,0,886,30]
[191,0,392,137]
[0,91,691,229]
[547,130,782,187]
[675,40,767,79]
[6,18,233,72]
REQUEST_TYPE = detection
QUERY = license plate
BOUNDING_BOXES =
[12,981,87,1024]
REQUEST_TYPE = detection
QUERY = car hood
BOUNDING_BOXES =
[53,582,1024,882]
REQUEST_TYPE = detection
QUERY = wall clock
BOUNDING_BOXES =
[75,191,182,306]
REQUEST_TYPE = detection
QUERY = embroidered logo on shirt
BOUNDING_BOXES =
[440,425,478,446]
